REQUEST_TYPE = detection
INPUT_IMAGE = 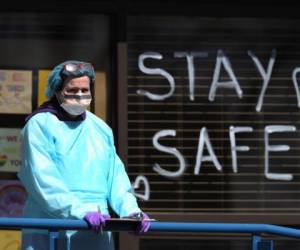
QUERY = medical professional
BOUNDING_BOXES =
[18,60,150,250]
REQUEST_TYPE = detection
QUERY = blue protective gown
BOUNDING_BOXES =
[18,111,141,250]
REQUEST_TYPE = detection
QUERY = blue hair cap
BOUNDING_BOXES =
[45,60,96,99]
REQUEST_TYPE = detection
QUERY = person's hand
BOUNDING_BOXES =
[128,212,151,234]
[84,212,111,233]
[138,212,150,234]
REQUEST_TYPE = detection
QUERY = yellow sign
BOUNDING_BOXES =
[94,72,107,121]
[38,70,51,106]
[0,230,21,250]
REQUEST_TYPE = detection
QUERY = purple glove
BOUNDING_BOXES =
[129,212,151,234]
[138,212,150,234]
[84,212,111,233]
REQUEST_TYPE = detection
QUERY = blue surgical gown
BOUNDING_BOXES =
[18,111,141,250]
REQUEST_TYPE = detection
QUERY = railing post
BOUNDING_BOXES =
[252,234,273,250]
[49,230,59,250]
[252,234,262,250]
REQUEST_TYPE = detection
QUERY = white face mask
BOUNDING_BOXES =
[56,91,92,116]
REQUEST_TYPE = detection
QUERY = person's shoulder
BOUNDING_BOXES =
[24,112,58,131]
[27,112,58,124]
[86,111,113,137]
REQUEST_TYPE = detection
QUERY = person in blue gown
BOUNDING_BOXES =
[18,60,150,250]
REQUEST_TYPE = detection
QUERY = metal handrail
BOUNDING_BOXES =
[0,218,300,250]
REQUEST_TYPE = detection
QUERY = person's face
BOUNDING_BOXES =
[62,75,91,95]
[55,75,92,116]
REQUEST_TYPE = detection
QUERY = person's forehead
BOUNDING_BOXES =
[63,75,90,88]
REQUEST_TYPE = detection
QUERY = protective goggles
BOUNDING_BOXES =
[60,62,94,80]
[62,93,92,100]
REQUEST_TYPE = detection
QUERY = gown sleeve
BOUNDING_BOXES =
[18,116,97,219]
[107,133,141,217]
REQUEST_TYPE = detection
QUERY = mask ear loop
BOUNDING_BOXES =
[55,91,64,105]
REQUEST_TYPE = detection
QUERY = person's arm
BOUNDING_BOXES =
[107,140,141,217]
[106,130,152,233]
[18,117,97,219]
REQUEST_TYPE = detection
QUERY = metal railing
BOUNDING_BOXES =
[0,218,300,250]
